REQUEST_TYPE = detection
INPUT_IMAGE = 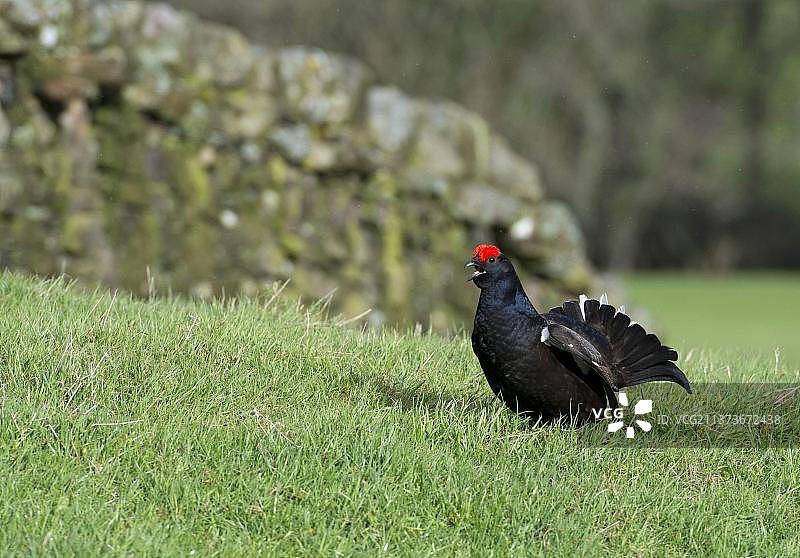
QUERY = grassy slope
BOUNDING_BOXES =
[626,273,800,369]
[0,272,798,556]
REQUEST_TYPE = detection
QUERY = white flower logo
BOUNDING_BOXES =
[608,392,653,438]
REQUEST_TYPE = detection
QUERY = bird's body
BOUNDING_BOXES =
[466,244,691,423]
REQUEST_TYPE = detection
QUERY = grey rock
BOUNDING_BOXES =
[221,91,276,139]
[306,141,337,171]
[42,76,98,101]
[407,101,485,180]
[190,22,253,87]
[240,142,261,163]
[506,201,589,288]
[55,47,128,84]
[487,134,543,202]
[92,0,143,46]
[270,124,311,163]
[398,170,450,197]
[250,48,277,92]
[5,0,73,29]
[367,86,419,156]
[452,182,521,225]
[122,66,171,110]
[136,3,193,68]
[278,47,371,126]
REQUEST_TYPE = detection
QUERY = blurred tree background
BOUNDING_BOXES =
[172,0,800,270]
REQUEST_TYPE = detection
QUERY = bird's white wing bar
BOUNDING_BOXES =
[578,294,588,320]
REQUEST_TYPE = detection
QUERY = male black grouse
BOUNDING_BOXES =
[466,244,691,423]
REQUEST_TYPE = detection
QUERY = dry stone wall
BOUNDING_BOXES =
[0,0,594,328]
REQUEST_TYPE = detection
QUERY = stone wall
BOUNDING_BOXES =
[0,0,594,328]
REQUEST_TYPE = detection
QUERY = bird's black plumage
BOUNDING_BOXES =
[466,245,691,423]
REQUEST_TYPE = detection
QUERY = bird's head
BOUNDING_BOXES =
[465,244,515,288]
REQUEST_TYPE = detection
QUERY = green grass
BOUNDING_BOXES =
[1,271,799,556]
[626,272,800,369]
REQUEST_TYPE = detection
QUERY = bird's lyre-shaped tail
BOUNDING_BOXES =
[547,294,692,394]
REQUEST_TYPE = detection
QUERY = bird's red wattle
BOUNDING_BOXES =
[472,244,501,262]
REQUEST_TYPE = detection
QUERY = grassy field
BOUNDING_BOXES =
[625,273,800,370]
[1,272,798,556]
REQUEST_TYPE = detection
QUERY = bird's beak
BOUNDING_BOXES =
[464,260,485,282]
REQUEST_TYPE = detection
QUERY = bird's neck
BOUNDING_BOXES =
[478,274,538,315]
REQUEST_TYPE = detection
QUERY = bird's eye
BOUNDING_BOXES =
[487,257,496,263]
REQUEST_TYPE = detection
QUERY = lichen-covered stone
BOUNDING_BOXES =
[269,124,311,164]
[221,90,276,139]
[366,86,419,160]
[47,47,128,85]
[5,0,73,29]
[0,20,28,55]
[42,75,98,101]
[278,47,371,127]
[87,0,144,48]
[407,101,471,181]
[487,134,544,202]
[0,0,596,329]
[504,201,589,290]
[452,182,522,225]
[250,49,277,93]
[190,22,253,87]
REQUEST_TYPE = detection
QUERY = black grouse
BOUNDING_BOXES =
[466,244,691,423]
